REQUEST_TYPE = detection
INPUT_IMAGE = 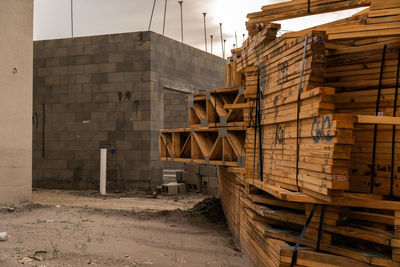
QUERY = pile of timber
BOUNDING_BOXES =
[159,126,245,167]
[219,166,400,266]
[188,86,247,128]
[160,0,400,266]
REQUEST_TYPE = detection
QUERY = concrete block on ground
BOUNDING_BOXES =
[202,176,219,197]
[162,169,177,184]
[175,170,183,183]
[161,182,186,195]
[199,165,217,177]
[183,171,202,193]
[184,163,200,174]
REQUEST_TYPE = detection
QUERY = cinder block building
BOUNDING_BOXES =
[33,31,225,191]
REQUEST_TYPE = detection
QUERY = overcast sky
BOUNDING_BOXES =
[33,0,366,57]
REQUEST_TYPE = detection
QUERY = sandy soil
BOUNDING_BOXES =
[32,189,207,212]
[0,190,248,267]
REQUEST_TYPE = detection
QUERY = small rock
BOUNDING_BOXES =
[0,232,8,241]
[7,207,15,212]
[33,250,47,261]
[18,257,33,264]
[56,205,61,208]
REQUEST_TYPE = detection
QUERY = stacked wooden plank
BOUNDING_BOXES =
[335,89,400,196]
[161,85,248,166]
[159,127,245,167]
[188,87,247,128]
[226,48,245,88]
[259,95,354,201]
[219,166,400,266]
[159,0,400,266]
[321,1,400,197]
[246,0,371,24]
[326,41,400,91]
[240,28,360,201]
[237,23,281,73]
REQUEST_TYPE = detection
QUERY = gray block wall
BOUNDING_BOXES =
[33,31,225,191]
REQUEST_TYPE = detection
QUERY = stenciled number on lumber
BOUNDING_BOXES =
[274,124,285,144]
[278,61,289,84]
[311,115,333,143]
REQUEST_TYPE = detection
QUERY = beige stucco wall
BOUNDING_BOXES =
[0,0,33,203]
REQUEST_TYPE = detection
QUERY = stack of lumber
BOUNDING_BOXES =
[160,0,400,265]
[240,28,357,201]
[321,0,400,197]
[326,41,400,91]
[240,0,400,199]
[238,23,281,73]
[246,87,355,201]
[218,166,400,266]
[336,88,400,196]
[188,87,247,128]
[226,48,245,88]
[246,0,371,24]
[160,87,248,166]
[159,127,245,167]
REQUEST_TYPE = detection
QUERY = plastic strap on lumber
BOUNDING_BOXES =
[308,0,311,13]
[370,44,387,194]
[290,204,318,267]
[391,49,400,197]
[259,62,266,95]
[316,205,326,252]
[256,66,264,182]
[214,89,218,128]
[253,68,260,180]
[257,73,264,182]
[295,35,309,189]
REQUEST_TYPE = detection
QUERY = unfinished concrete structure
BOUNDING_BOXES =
[33,32,225,191]
[0,0,33,204]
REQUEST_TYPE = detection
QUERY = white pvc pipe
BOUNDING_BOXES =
[100,149,107,195]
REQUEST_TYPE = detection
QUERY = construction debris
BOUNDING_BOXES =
[186,197,225,224]
[160,0,400,266]
[161,182,187,195]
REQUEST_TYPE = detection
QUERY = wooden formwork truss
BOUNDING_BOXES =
[188,87,248,128]
[159,127,246,167]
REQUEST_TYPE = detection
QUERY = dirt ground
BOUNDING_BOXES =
[0,189,248,267]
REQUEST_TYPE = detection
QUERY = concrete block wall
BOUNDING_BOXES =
[0,0,33,204]
[163,89,189,129]
[33,31,225,191]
